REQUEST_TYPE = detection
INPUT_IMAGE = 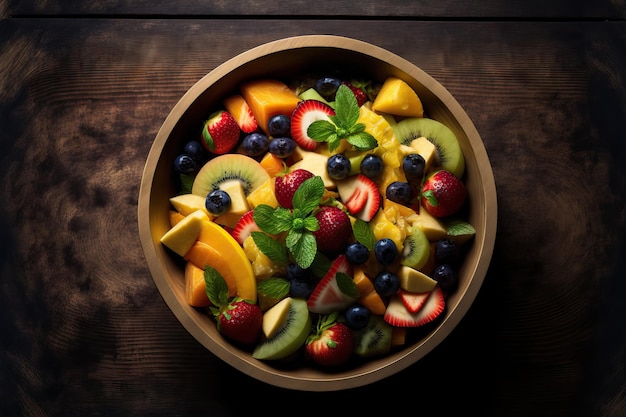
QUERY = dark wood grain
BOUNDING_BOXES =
[1,17,625,417]
[6,0,626,19]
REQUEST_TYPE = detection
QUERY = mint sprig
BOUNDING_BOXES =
[253,176,326,269]
[307,84,378,152]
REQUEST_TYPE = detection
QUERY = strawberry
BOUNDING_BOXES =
[336,174,381,222]
[307,255,357,314]
[420,170,467,218]
[223,94,258,133]
[305,313,355,367]
[274,168,315,209]
[397,288,429,313]
[216,298,263,345]
[384,286,445,327]
[342,81,368,107]
[290,99,335,150]
[313,205,352,253]
[231,210,260,245]
[201,110,241,154]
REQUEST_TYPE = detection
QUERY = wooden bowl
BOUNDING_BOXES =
[138,35,497,391]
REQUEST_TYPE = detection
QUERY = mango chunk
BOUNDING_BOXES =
[160,209,206,257]
[241,79,301,135]
[371,77,424,117]
[184,241,238,298]
[184,261,211,307]
[170,193,212,218]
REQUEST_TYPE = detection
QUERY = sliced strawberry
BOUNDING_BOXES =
[290,100,335,151]
[201,110,241,154]
[231,210,260,245]
[307,255,357,314]
[384,287,445,327]
[223,94,258,133]
[397,288,429,313]
[336,174,381,222]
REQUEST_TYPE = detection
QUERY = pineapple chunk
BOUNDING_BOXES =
[371,77,424,117]
[247,177,279,208]
[219,179,250,215]
[410,137,438,171]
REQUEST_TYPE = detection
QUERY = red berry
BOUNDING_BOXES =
[420,170,467,218]
[217,299,263,345]
[306,317,355,367]
[342,81,368,107]
[274,169,315,209]
[201,110,241,154]
[313,206,352,253]
[290,100,335,150]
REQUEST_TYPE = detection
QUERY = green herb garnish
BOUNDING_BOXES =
[253,176,326,269]
[307,84,378,152]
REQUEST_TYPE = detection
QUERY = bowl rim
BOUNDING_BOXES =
[138,34,497,391]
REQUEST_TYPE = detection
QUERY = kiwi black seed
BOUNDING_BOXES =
[392,117,465,178]
[191,153,269,197]
[353,315,392,358]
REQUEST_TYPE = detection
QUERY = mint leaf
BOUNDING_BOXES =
[292,176,325,215]
[254,205,293,234]
[303,216,320,232]
[286,230,317,269]
[308,120,338,143]
[204,265,230,308]
[310,251,331,278]
[257,277,290,299]
[251,231,289,264]
[445,219,476,237]
[347,131,378,151]
[352,218,376,250]
[334,84,360,127]
[179,175,194,194]
[336,271,358,298]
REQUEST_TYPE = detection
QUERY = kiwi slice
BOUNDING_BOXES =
[353,315,392,358]
[192,154,269,198]
[252,297,312,360]
[401,227,431,270]
[392,117,465,178]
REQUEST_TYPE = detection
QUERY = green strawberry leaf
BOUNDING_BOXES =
[257,277,291,299]
[251,231,290,264]
[422,189,438,207]
[204,265,230,309]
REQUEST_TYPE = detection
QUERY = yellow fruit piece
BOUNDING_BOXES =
[353,267,386,315]
[370,209,405,253]
[397,265,437,293]
[358,106,403,168]
[241,79,301,135]
[196,219,257,302]
[247,177,279,209]
[169,210,185,227]
[184,261,211,307]
[169,193,212,218]
[243,235,286,280]
[219,179,250,215]
[213,212,241,230]
[262,297,292,339]
[406,208,447,241]
[410,137,438,171]
[260,152,285,177]
[371,77,424,117]
[160,209,206,257]
[383,198,417,219]
[184,241,237,298]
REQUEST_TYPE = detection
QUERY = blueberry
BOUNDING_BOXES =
[345,242,370,265]
[241,132,269,157]
[345,304,371,330]
[403,153,426,181]
[290,278,313,299]
[326,154,351,180]
[373,271,400,297]
[267,114,291,137]
[315,76,342,101]
[432,264,458,292]
[435,239,462,266]
[174,154,197,175]
[360,154,383,178]
[269,137,296,158]
[286,263,309,281]
[385,181,413,206]
[205,189,231,215]
[183,140,209,163]
[374,238,398,265]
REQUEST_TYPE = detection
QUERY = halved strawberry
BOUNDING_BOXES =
[223,94,258,133]
[231,210,260,245]
[201,110,241,154]
[290,100,335,151]
[307,255,357,314]
[336,174,381,222]
[384,286,445,327]
[397,288,429,313]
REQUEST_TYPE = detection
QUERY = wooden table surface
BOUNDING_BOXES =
[1,1,625,416]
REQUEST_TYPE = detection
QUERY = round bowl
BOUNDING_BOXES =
[138,35,497,391]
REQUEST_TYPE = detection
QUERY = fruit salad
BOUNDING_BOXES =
[160,73,477,368]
